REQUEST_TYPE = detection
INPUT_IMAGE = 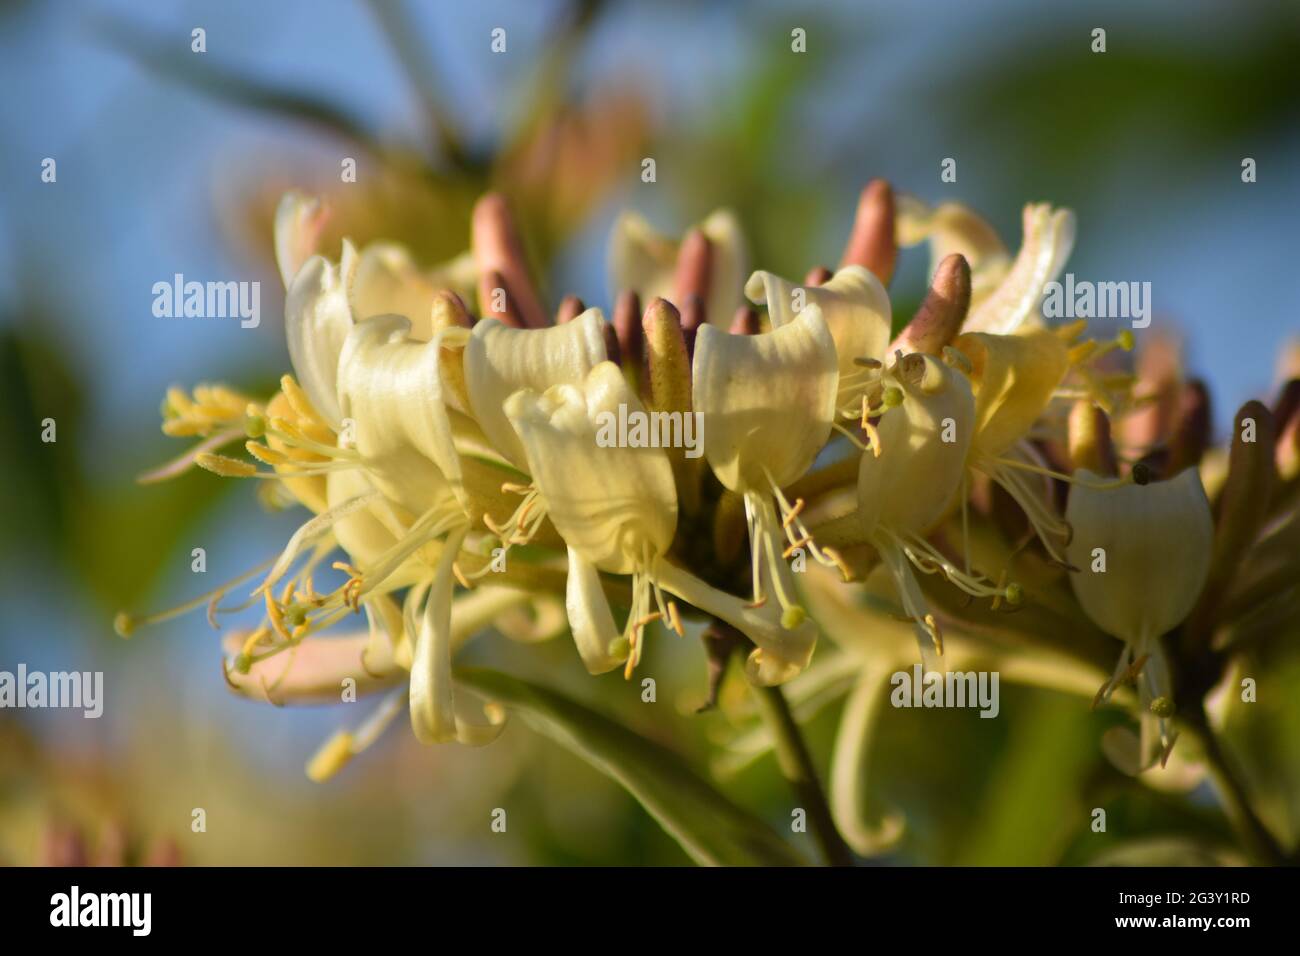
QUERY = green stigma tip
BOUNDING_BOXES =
[781,605,807,629]
[882,387,904,408]
[1149,696,1175,719]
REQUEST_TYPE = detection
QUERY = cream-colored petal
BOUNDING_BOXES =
[326,468,427,590]
[464,311,609,469]
[607,211,677,305]
[504,362,677,573]
[895,194,1010,311]
[699,209,749,326]
[692,305,838,491]
[274,191,327,289]
[1065,467,1213,646]
[564,545,630,674]
[954,328,1070,458]
[745,266,891,385]
[608,209,750,326]
[829,666,907,856]
[857,354,975,538]
[965,203,1075,335]
[336,314,467,516]
[409,528,464,744]
[349,242,437,337]
[284,247,357,428]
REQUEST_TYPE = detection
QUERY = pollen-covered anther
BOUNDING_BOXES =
[195,452,257,478]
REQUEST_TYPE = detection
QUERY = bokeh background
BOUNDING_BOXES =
[2,0,1298,865]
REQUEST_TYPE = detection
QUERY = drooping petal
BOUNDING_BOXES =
[565,545,630,674]
[964,203,1076,335]
[284,246,358,428]
[1064,467,1213,646]
[857,354,975,538]
[744,265,891,386]
[409,527,503,746]
[829,665,907,856]
[895,194,1010,310]
[464,311,609,470]
[692,304,838,491]
[336,314,469,516]
[954,327,1070,458]
[504,362,677,574]
[274,191,328,289]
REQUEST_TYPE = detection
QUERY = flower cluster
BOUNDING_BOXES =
[120,180,1239,796]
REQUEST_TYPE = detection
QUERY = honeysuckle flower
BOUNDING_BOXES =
[506,361,818,684]
[608,209,749,325]
[275,191,477,426]
[692,304,843,625]
[463,310,610,471]
[856,352,978,665]
[1065,466,1214,764]
[951,326,1074,562]
[743,265,892,411]
[898,198,1075,335]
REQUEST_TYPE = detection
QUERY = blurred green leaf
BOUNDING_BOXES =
[458,667,806,866]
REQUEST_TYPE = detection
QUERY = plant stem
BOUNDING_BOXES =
[753,683,855,867]
[1186,710,1287,865]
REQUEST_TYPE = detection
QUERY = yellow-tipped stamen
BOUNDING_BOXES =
[279,374,330,431]
[195,453,257,478]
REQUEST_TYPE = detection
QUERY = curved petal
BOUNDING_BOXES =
[284,247,358,428]
[699,209,749,326]
[692,304,838,491]
[464,311,609,469]
[565,545,630,674]
[349,242,438,337]
[607,211,678,304]
[1065,467,1213,645]
[895,194,1010,310]
[830,665,907,856]
[857,354,975,538]
[954,328,1070,458]
[965,203,1075,335]
[410,527,504,745]
[274,191,328,289]
[744,265,891,385]
[336,314,468,515]
[504,362,677,573]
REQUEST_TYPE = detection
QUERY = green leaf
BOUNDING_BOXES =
[457,667,806,867]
